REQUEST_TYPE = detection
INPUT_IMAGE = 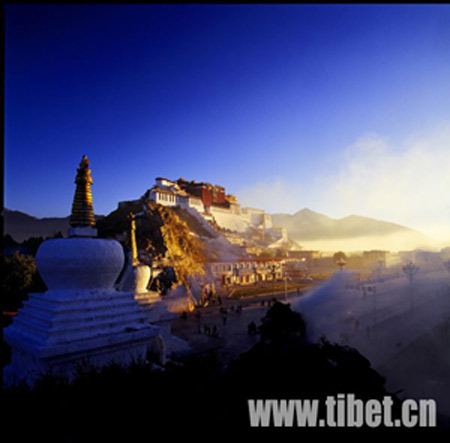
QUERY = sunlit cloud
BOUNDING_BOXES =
[236,123,450,244]
[238,177,304,214]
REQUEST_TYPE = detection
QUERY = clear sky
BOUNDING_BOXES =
[4,4,450,242]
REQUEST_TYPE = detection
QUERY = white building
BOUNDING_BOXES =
[142,177,285,238]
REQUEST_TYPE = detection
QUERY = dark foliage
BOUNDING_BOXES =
[1,251,36,311]
[333,251,347,262]
[3,234,19,249]
[258,301,306,344]
[1,251,47,312]
[149,266,177,295]
[2,304,448,441]
[20,236,45,256]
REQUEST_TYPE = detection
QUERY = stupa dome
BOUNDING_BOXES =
[36,238,124,291]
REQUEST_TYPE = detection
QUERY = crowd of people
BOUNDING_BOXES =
[180,294,287,341]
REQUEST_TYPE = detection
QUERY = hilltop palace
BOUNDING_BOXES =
[119,177,309,288]
[134,177,288,241]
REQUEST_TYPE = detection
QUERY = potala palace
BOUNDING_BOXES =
[140,176,288,243]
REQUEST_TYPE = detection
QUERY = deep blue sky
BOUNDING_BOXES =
[4,4,450,228]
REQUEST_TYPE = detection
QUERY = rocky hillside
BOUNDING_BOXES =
[96,200,209,288]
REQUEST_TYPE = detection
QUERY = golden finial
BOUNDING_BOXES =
[128,212,139,266]
[70,155,96,228]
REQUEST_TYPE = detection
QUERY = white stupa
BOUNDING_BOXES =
[3,156,161,385]
[117,212,191,359]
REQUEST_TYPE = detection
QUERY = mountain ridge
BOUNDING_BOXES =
[276,208,414,227]
[271,208,429,249]
[3,209,104,242]
[3,207,430,251]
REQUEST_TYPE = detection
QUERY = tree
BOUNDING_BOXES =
[402,261,420,311]
[21,236,45,256]
[333,251,347,271]
[225,303,394,429]
[333,251,347,262]
[259,301,306,344]
[1,251,37,311]
[3,234,19,249]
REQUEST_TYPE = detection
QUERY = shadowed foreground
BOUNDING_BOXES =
[2,303,448,441]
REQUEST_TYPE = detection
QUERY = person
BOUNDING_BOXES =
[212,325,218,337]
[222,316,227,326]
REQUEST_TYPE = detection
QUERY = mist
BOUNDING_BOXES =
[236,123,450,245]
[292,267,450,417]
[295,230,444,253]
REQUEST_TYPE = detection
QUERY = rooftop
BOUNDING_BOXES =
[209,257,283,264]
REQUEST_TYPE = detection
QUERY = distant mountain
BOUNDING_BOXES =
[2,209,104,243]
[3,207,431,252]
[271,208,430,250]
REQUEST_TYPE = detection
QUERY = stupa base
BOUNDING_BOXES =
[4,326,161,386]
[3,289,162,386]
[135,295,192,359]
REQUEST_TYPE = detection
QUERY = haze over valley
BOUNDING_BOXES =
[4,204,434,253]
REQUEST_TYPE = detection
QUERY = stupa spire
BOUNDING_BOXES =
[128,212,139,266]
[70,155,96,228]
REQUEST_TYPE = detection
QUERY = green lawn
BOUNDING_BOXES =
[230,282,311,299]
